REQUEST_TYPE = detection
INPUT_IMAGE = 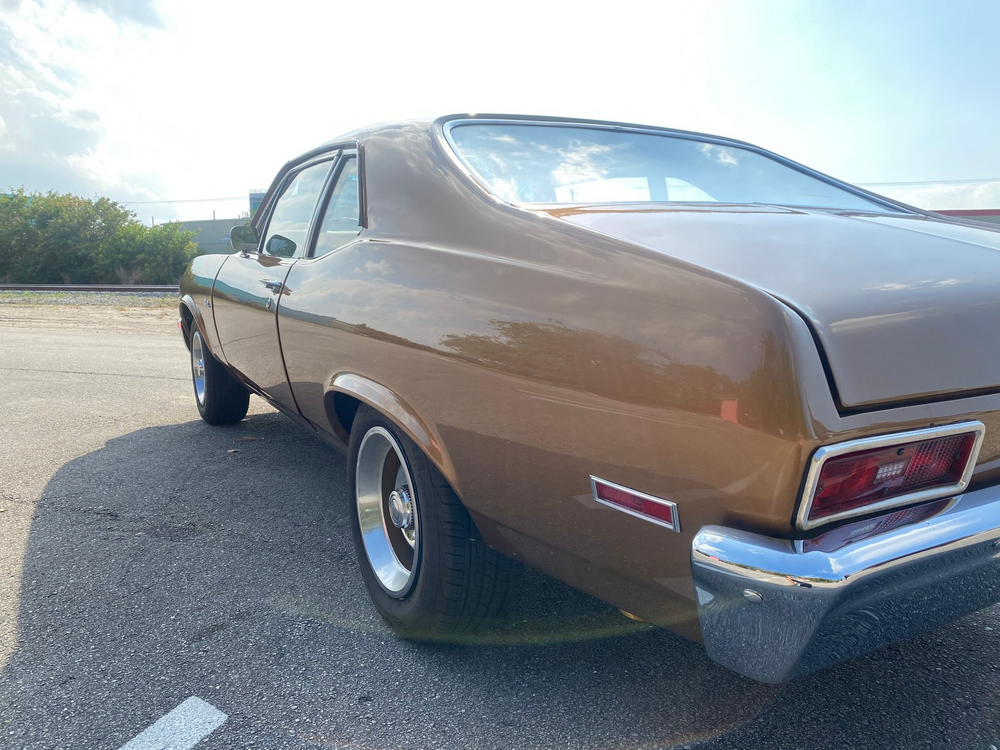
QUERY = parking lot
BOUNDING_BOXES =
[3,298,1000,749]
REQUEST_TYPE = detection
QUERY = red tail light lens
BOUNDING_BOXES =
[800,423,983,529]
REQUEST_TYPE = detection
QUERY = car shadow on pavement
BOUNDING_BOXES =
[4,411,1000,749]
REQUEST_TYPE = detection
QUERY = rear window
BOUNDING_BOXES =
[447,122,890,212]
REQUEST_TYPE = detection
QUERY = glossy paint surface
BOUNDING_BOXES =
[184,115,1000,641]
[178,254,227,356]
[212,253,298,410]
[553,204,1000,411]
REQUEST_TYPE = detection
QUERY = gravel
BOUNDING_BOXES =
[0,291,177,307]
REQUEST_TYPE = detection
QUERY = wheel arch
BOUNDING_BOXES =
[178,301,193,349]
[178,294,216,356]
[324,373,459,495]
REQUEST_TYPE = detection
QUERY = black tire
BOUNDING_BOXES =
[189,323,250,426]
[348,406,518,639]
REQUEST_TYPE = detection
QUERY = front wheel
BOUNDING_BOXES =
[348,407,518,638]
[189,324,250,425]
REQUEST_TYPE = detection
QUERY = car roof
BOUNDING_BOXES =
[252,114,914,232]
[318,114,759,152]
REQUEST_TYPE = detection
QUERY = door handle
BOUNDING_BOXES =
[261,279,283,292]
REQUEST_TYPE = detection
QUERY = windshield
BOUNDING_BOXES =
[448,122,893,212]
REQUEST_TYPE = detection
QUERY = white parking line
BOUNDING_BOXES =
[116,696,227,750]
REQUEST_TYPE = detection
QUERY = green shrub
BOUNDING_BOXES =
[97,222,197,284]
[0,188,197,284]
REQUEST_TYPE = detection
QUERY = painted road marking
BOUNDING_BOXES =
[117,696,227,750]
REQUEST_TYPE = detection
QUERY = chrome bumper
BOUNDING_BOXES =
[691,487,1000,683]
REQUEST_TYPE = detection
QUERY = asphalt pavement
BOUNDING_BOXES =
[3,305,1000,750]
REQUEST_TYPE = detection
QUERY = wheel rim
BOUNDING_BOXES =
[191,331,207,406]
[356,426,419,596]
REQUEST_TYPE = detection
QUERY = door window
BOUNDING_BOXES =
[261,160,332,258]
[313,156,361,257]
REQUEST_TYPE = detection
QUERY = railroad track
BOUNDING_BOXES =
[0,284,179,293]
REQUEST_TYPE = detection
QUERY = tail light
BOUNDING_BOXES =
[797,421,985,530]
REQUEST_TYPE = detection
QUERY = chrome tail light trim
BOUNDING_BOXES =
[795,420,986,531]
[590,476,681,533]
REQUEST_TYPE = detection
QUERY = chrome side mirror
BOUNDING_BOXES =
[230,224,259,255]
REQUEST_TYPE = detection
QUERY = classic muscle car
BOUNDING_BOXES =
[179,114,1000,682]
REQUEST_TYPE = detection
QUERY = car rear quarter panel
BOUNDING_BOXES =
[277,193,814,638]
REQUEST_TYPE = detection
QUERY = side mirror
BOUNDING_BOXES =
[265,234,297,258]
[230,224,259,254]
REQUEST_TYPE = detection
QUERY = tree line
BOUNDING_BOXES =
[0,189,199,284]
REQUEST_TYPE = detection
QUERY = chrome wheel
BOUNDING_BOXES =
[191,331,207,406]
[355,426,419,595]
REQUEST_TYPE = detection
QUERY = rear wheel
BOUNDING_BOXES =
[348,406,518,638]
[189,324,249,425]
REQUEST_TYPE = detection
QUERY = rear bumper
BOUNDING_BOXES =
[691,486,1000,683]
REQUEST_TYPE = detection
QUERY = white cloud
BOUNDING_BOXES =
[875,182,1000,211]
[0,1,162,202]
[698,143,740,167]
[72,0,162,26]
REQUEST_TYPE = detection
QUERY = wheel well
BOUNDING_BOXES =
[323,387,463,510]
[324,391,362,442]
[179,303,194,348]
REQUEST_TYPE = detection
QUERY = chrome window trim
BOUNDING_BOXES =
[255,155,337,259]
[304,149,360,259]
[439,117,910,214]
[251,140,363,236]
[795,420,986,531]
[590,476,681,533]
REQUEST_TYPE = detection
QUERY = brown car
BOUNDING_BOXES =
[179,114,1000,683]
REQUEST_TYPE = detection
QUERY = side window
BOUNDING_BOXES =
[313,156,361,257]
[260,160,331,258]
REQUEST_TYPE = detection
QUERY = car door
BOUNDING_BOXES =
[276,151,364,428]
[212,156,335,410]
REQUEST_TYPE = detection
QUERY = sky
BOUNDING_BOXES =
[1,0,998,222]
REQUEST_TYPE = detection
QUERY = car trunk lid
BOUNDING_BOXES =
[541,204,1000,411]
